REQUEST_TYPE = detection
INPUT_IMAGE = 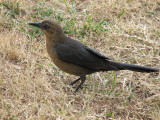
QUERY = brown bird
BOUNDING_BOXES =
[28,20,159,92]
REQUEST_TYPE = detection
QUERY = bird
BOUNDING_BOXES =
[28,20,159,92]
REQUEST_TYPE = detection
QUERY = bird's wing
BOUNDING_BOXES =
[54,41,108,70]
[85,46,112,60]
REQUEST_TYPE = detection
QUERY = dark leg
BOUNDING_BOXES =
[74,75,86,93]
[69,78,81,86]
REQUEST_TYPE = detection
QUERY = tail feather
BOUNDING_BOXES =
[108,61,159,73]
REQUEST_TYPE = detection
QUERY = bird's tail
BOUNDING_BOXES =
[108,61,159,73]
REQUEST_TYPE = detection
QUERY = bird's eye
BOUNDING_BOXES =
[43,25,50,29]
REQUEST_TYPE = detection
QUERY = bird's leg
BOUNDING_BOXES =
[74,75,86,93]
[69,78,81,86]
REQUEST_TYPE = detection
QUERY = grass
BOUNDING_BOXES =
[0,0,160,119]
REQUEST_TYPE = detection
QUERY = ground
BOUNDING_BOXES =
[0,0,160,119]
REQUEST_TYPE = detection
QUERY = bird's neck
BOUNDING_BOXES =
[45,34,66,54]
[45,34,66,44]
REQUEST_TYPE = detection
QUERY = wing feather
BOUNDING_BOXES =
[54,40,109,70]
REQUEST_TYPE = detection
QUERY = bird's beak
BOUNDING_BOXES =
[28,22,42,28]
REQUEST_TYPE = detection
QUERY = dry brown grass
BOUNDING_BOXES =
[0,0,160,119]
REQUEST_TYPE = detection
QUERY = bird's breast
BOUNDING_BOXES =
[46,46,93,76]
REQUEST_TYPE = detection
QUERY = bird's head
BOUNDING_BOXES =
[28,20,64,39]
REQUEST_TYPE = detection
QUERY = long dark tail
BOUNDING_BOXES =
[108,61,159,73]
